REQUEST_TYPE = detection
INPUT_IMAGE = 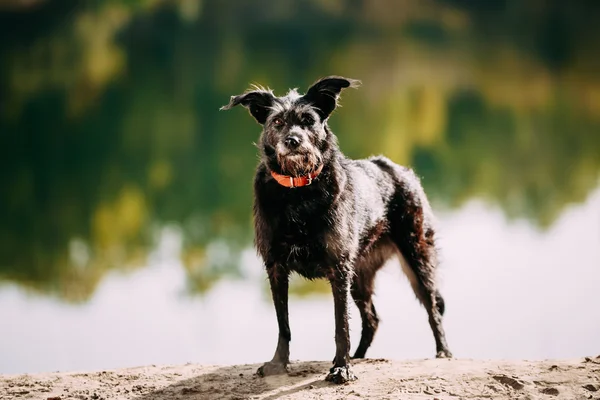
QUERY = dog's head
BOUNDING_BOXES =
[221,76,360,176]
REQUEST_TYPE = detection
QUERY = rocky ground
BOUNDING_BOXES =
[1,356,599,400]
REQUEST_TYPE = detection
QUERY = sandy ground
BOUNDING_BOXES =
[1,356,599,400]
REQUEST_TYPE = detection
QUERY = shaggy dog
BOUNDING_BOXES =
[221,76,452,384]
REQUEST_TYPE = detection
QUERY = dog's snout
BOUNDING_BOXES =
[284,135,301,148]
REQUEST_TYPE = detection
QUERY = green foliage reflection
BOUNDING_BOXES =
[0,0,598,301]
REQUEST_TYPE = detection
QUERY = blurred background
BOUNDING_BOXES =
[1,0,599,375]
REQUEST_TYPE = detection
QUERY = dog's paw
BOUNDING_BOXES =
[436,349,453,359]
[256,361,289,377]
[325,365,357,384]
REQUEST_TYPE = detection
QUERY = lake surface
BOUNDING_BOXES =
[2,189,599,374]
[1,1,599,374]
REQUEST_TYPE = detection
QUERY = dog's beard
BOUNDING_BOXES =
[276,144,321,177]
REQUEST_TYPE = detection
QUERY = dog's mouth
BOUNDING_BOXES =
[276,151,321,177]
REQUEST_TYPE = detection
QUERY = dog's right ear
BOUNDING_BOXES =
[219,89,275,125]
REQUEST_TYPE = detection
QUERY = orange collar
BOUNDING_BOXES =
[270,164,324,188]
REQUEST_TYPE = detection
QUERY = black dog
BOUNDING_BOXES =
[221,76,452,384]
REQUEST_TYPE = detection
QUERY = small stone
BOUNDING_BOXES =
[540,387,559,395]
[492,375,525,390]
[583,384,599,392]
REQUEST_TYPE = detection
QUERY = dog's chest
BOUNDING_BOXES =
[270,206,337,278]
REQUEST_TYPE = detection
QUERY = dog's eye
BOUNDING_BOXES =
[302,115,314,125]
[273,118,284,126]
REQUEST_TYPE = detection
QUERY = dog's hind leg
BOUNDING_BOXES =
[349,240,394,359]
[350,269,379,359]
[390,208,453,359]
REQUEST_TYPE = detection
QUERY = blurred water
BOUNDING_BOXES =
[2,188,598,374]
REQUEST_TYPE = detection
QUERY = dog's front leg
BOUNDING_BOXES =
[326,268,358,384]
[257,265,290,377]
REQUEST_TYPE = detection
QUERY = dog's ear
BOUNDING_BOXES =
[220,89,275,125]
[302,76,361,121]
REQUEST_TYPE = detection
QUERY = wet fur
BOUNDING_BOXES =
[221,76,452,384]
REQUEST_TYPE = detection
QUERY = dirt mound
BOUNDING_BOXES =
[2,356,599,399]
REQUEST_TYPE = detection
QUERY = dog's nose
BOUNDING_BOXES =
[284,135,301,148]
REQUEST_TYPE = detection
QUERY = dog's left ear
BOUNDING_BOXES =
[220,89,275,125]
[302,76,361,121]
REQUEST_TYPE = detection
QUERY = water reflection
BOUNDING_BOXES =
[2,189,598,374]
[0,0,599,373]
